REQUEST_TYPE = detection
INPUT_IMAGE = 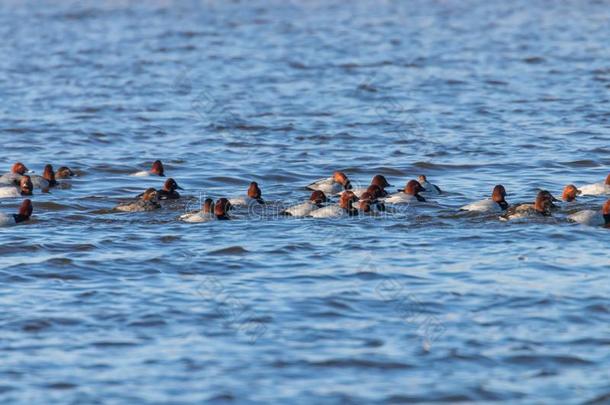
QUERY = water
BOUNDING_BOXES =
[1,0,609,403]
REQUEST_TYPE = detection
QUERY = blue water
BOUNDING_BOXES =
[1,1,609,403]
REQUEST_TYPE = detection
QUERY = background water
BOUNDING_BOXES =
[1,0,609,403]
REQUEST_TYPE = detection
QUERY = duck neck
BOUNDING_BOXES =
[12,214,30,223]
[497,200,508,210]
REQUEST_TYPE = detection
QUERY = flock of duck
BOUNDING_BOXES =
[1,160,609,227]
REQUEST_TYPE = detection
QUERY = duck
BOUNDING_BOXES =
[384,180,426,204]
[0,162,29,185]
[180,198,214,222]
[418,175,442,195]
[55,166,75,179]
[132,160,165,177]
[568,200,610,227]
[30,164,58,189]
[500,190,555,220]
[157,178,183,200]
[229,182,265,206]
[306,171,352,195]
[578,173,610,196]
[115,188,161,212]
[460,185,508,213]
[0,176,34,198]
[562,184,581,203]
[359,191,386,214]
[0,199,33,226]
[309,191,358,218]
[281,190,328,217]
[351,175,392,198]
[214,198,232,220]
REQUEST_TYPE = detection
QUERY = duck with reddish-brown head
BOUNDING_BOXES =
[0,162,29,186]
[229,181,265,206]
[180,198,215,223]
[306,171,352,195]
[282,190,328,217]
[460,185,508,213]
[569,199,610,227]
[351,175,393,198]
[309,190,358,218]
[30,164,59,190]
[157,178,183,200]
[132,160,166,177]
[0,199,33,226]
[384,180,426,204]
[0,175,33,198]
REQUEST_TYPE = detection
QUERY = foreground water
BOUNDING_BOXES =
[1,0,609,403]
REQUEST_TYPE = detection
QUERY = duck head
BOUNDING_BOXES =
[404,180,425,195]
[534,190,555,214]
[150,160,165,176]
[163,178,183,192]
[19,176,33,196]
[12,162,28,175]
[309,190,327,206]
[562,184,581,202]
[55,166,75,178]
[202,198,214,214]
[333,171,352,190]
[42,164,57,186]
[142,188,159,202]
[339,190,358,210]
[247,182,262,199]
[371,174,390,189]
[215,198,232,219]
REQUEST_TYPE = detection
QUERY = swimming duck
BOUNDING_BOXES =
[307,171,352,195]
[0,176,34,198]
[0,162,29,185]
[460,185,508,213]
[229,182,265,206]
[115,188,161,212]
[568,200,610,227]
[157,178,183,200]
[562,184,581,202]
[384,180,426,204]
[500,190,556,220]
[281,190,328,217]
[309,190,358,218]
[132,160,165,177]
[418,175,442,195]
[55,166,75,179]
[215,198,232,220]
[30,164,58,189]
[180,198,214,222]
[578,173,610,196]
[351,175,392,198]
[0,199,33,226]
